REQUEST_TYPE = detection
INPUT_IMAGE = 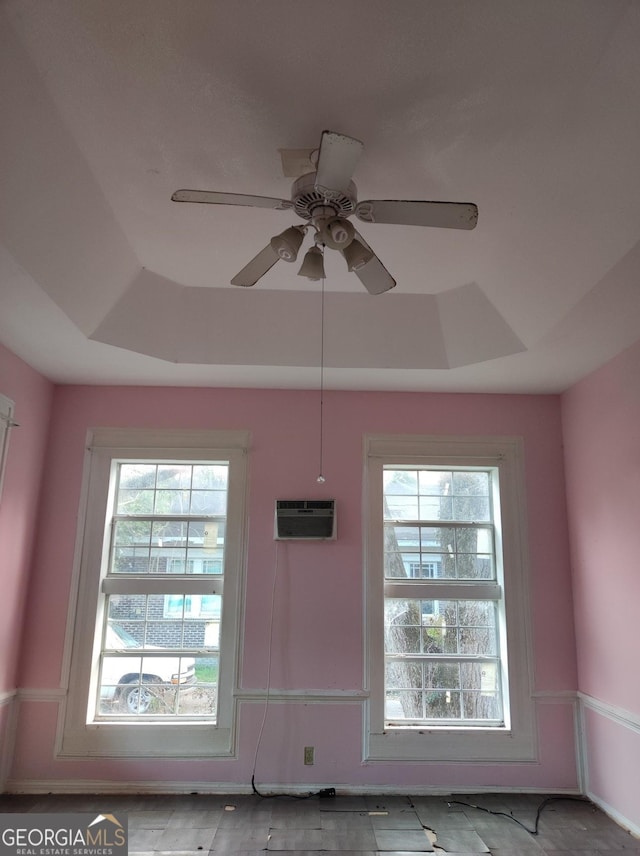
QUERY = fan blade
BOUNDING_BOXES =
[353,253,396,295]
[355,199,478,230]
[230,244,279,287]
[172,189,292,210]
[314,130,364,195]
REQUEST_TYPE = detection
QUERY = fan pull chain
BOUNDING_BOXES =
[317,263,326,484]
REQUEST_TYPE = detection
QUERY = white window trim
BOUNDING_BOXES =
[0,393,16,502]
[59,428,249,758]
[363,434,536,763]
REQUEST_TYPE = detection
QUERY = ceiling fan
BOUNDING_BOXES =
[171,131,478,295]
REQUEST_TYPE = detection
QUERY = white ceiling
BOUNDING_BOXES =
[1,0,640,393]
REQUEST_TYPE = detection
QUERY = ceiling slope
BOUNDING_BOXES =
[1,0,639,392]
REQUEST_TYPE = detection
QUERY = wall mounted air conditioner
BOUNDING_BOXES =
[274,499,336,540]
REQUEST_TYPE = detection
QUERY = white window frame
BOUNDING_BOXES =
[0,393,15,502]
[364,434,536,762]
[59,428,249,758]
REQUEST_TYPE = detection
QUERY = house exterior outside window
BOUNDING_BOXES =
[60,428,249,758]
[364,434,536,763]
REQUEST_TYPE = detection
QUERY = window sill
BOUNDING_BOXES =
[366,727,537,763]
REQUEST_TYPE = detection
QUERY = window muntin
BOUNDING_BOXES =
[95,461,228,720]
[382,466,506,728]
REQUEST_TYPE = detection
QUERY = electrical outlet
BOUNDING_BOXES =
[303,745,314,765]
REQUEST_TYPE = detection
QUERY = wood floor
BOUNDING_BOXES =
[0,791,638,854]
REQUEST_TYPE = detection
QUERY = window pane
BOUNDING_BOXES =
[105,608,145,646]
[452,470,489,496]
[114,519,152,549]
[419,495,452,519]
[384,468,493,523]
[421,526,453,552]
[385,495,418,519]
[97,652,219,718]
[116,466,158,514]
[109,594,221,643]
[193,465,228,490]
[385,598,502,720]
[157,464,192,489]
[115,463,230,520]
[453,495,490,521]
[99,601,221,718]
[98,654,196,716]
[117,489,154,514]
[384,522,494,581]
[384,658,501,722]
[384,470,418,494]
[436,600,499,656]
[152,519,188,545]
[110,518,226,575]
[119,464,157,489]
[112,538,153,575]
[385,600,448,655]
[385,662,465,721]
[177,656,218,715]
[190,490,226,515]
[451,472,491,521]
[418,470,452,496]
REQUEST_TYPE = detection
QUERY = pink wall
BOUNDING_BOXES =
[0,344,52,789]
[7,380,579,791]
[563,339,640,711]
[0,344,52,692]
[562,339,640,827]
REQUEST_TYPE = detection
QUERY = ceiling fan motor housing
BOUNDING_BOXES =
[292,172,357,221]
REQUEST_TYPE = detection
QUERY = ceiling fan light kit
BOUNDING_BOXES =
[297,245,325,281]
[270,225,305,262]
[172,130,478,294]
[342,238,373,272]
[318,216,355,250]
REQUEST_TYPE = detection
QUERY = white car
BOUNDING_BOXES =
[100,623,196,714]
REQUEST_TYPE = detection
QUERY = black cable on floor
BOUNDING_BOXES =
[446,795,592,835]
[251,775,335,801]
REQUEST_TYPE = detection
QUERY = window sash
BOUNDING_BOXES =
[94,460,230,722]
[382,466,504,723]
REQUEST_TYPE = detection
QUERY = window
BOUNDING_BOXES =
[0,393,15,501]
[60,429,249,758]
[365,435,535,762]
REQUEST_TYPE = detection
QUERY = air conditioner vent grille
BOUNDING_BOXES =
[275,499,336,540]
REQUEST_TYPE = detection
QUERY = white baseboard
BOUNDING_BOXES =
[4,777,582,797]
[586,789,640,839]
